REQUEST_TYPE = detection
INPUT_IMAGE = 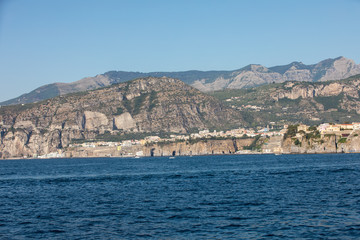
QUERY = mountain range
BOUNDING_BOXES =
[2,56,360,106]
[2,72,360,158]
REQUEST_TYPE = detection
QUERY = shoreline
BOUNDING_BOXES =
[1,151,358,161]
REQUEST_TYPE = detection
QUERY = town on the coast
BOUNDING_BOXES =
[2,59,360,160]
[39,122,360,159]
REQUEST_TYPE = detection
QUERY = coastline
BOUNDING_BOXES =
[2,150,358,161]
[2,126,360,159]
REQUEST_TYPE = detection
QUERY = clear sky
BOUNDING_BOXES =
[0,0,359,102]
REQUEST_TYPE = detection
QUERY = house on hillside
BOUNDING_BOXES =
[352,123,360,130]
[326,125,341,132]
[297,124,309,132]
[338,124,353,130]
[318,123,330,132]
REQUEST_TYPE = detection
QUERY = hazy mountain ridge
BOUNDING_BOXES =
[2,57,359,106]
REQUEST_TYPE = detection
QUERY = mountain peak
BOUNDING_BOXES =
[316,56,353,68]
[241,64,268,72]
[335,56,346,60]
[313,56,360,81]
[269,61,310,74]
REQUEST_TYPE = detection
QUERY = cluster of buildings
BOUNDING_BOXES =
[68,126,285,150]
[69,140,142,149]
[297,122,360,135]
[225,97,264,111]
[317,123,360,133]
[63,122,360,152]
[40,122,360,158]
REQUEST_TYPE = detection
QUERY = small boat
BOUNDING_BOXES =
[169,156,175,159]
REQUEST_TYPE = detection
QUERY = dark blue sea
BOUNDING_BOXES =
[1,154,360,239]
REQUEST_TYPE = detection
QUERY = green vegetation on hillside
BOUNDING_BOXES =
[314,93,343,110]
[148,91,158,111]
[210,75,360,126]
[243,135,262,151]
[114,107,124,115]
[133,94,147,115]
[338,138,347,143]
[119,90,158,116]
[284,125,298,139]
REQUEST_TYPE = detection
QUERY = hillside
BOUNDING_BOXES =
[210,74,360,126]
[0,77,244,158]
[2,56,360,106]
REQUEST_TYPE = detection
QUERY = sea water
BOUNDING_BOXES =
[0,154,360,239]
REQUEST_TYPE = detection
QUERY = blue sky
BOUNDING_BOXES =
[0,0,359,102]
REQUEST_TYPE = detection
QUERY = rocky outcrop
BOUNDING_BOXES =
[208,73,360,125]
[281,130,360,154]
[113,112,136,130]
[315,57,360,82]
[268,75,360,115]
[281,135,337,154]
[338,134,360,153]
[82,111,109,131]
[0,127,85,159]
[2,57,360,106]
[272,80,360,101]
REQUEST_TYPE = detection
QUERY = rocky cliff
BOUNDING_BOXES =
[211,74,360,125]
[64,133,360,158]
[146,132,360,156]
[281,131,360,154]
[142,138,254,157]
[66,138,255,158]
[270,75,360,113]
[0,77,244,158]
[2,57,360,105]
[271,77,360,101]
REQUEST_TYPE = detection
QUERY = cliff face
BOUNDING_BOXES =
[3,57,360,106]
[281,130,360,154]
[211,74,360,125]
[142,138,254,157]
[63,133,360,158]
[64,138,255,158]
[0,77,245,158]
[272,79,360,101]
[281,135,337,154]
[271,76,360,114]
